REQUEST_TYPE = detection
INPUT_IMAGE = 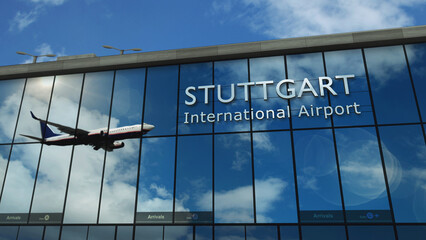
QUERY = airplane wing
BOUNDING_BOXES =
[30,111,90,136]
[89,142,111,152]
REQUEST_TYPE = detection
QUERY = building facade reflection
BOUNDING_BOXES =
[0,28,425,239]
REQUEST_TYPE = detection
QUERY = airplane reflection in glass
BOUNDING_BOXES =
[21,111,155,151]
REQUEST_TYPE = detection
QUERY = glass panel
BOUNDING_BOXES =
[294,129,343,223]
[397,226,426,240]
[0,79,25,143]
[30,147,72,224]
[287,53,330,129]
[99,68,145,223]
[195,226,212,240]
[135,226,162,240]
[347,226,395,240]
[215,226,244,240]
[110,69,145,127]
[14,77,54,143]
[280,226,299,240]
[335,127,391,223]
[179,62,213,134]
[214,133,254,223]
[379,125,426,222]
[17,226,43,240]
[301,226,346,240]
[246,226,277,240]
[164,226,192,240]
[30,74,83,224]
[98,141,139,223]
[249,56,289,131]
[63,71,114,223]
[144,65,178,137]
[136,137,175,223]
[253,131,297,223]
[63,147,106,223]
[0,144,41,224]
[0,226,19,240]
[364,46,419,124]
[44,74,83,125]
[116,226,133,240]
[87,226,115,240]
[61,226,87,240]
[324,49,374,126]
[406,43,426,119]
[0,145,11,198]
[175,135,212,223]
[44,226,60,240]
[214,59,250,133]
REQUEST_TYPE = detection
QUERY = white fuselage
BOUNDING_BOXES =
[44,123,154,145]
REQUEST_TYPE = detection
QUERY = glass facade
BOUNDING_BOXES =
[0,43,424,239]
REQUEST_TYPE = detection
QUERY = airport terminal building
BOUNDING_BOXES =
[0,26,425,239]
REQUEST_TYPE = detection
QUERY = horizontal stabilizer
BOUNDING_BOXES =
[20,134,43,142]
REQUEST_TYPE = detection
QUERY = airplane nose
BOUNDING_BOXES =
[144,123,155,131]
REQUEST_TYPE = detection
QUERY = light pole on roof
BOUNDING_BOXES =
[16,51,56,63]
[102,45,142,55]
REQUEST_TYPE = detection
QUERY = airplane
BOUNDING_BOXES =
[20,111,155,151]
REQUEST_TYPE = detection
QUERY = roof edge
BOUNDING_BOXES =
[1,25,426,80]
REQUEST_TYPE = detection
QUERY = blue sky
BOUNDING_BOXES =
[1,0,426,66]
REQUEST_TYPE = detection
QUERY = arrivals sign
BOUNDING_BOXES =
[183,74,361,124]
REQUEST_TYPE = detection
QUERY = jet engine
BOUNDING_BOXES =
[111,141,125,149]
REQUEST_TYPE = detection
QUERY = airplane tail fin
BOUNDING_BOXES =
[40,121,60,138]
[30,111,60,139]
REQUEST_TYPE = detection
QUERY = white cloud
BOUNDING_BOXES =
[35,43,57,56]
[98,180,137,223]
[336,129,390,207]
[137,184,189,212]
[0,154,8,194]
[0,92,23,142]
[340,154,387,190]
[339,139,389,201]
[197,177,285,223]
[252,132,274,152]
[363,47,408,89]
[212,0,426,38]
[214,185,254,222]
[30,146,72,213]
[13,77,55,142]
[297,175,319,191]
[10,0,67,32]
[150,183,172,199]
[231,150,250,171]
[0,144,41,213]
[254,177,287,221]
[9,7,42,32]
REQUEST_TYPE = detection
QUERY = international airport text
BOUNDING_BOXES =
[183,102,361,124]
